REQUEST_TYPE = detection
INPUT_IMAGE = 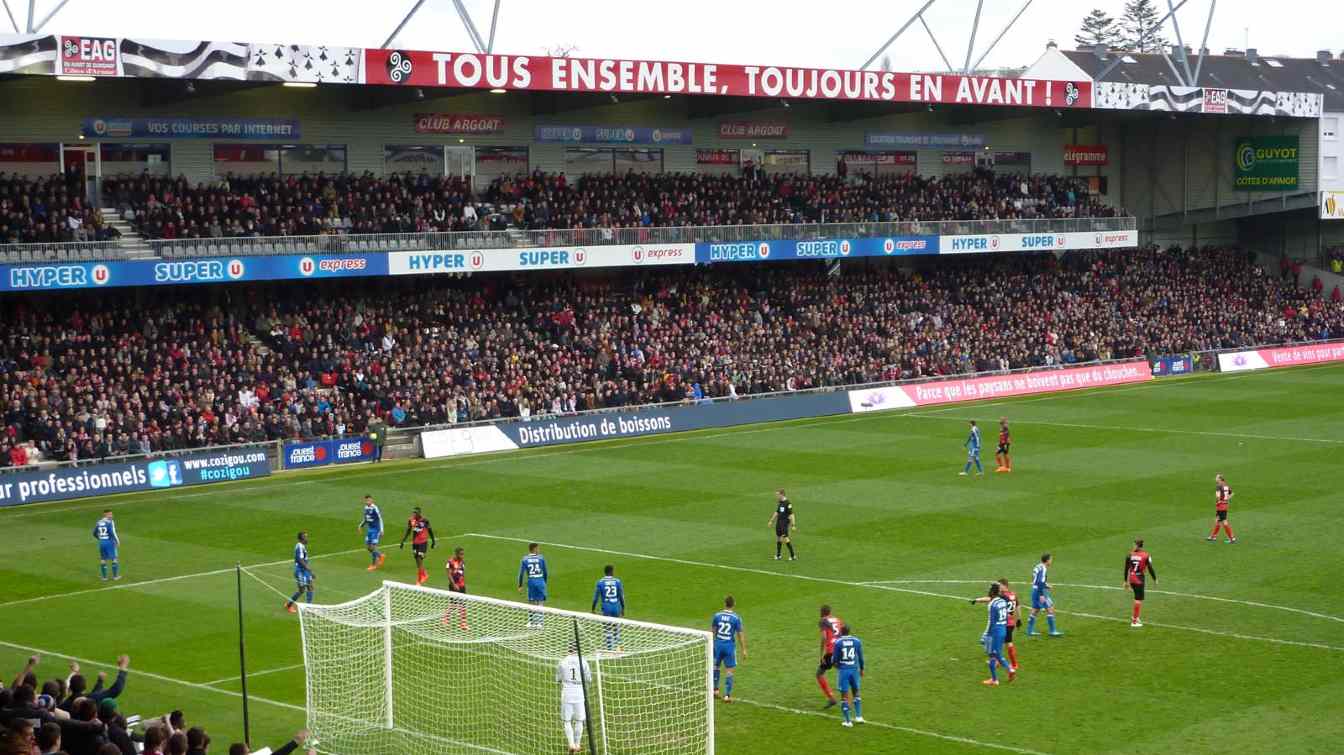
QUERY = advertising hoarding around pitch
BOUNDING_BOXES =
[0,448,271,507]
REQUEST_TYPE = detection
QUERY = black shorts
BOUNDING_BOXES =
[449,583,466,594]
[1216,510,1228,522]
[412,542,429,557]
[997,443,1010,454]
[1005,624,1016,643]
[1130,582,1145,601]
[776,528,791,539]
[816,653,835,676]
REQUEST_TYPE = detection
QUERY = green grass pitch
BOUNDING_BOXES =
[3,364,1343,754]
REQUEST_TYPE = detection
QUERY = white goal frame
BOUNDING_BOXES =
[297,581,715,755]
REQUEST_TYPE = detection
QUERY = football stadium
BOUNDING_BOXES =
[1,0,1343,753]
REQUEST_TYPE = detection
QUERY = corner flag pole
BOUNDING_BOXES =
[572,619,599,755]
[236,563,252,747]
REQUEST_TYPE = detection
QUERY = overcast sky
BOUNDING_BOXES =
[7,0,1333,72]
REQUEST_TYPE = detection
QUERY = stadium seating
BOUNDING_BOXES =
[2,246,1340,468]
[0,172,123,251]
[94,170,1120,245]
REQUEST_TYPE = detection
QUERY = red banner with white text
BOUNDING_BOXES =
[364,49,1093,109]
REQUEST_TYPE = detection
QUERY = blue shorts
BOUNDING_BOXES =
[983,629,1006,657]
[527,581,547,602]
[838,668,861,695]
[713,642,737,669]
[600,606,622,618]
[365,529,382,546]
[968,448,981,459]
[1031,589,1053,610]
[98,541,118,560]
[294,568,313,588]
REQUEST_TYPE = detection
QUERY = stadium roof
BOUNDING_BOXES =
[1040,45,1344,112]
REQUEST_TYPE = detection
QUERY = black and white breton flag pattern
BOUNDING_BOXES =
[116,39,361,83]
[0,34,58,75]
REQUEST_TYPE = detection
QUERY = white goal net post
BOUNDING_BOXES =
[297,581,714,755]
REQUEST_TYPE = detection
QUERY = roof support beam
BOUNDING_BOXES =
[861,0,940,70]
[1093,0,1190,80]
[1,0,20,33]
[961,0,984,73]
[970,0,1034,72]
[919,15,953,72]
[382,0,431,49]
[1191,0,1216,85]
[486,0,501,53]
[1165,0,1195,84]
[450,0,487,53]
[30,0,72,32]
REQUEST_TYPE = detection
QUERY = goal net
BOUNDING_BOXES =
[297,581,713,755]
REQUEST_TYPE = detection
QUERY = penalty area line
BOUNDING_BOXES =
[860,580,1344,625]
[0,547,368,610]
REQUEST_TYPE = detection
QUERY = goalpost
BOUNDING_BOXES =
[297,581,714,755]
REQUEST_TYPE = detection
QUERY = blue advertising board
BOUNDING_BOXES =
[534,125,693,144]
[1,253,383,292]
[81,117,301,140]
[1150,354,1195,377]
[864,132,986,148]
[695,236,939,264]
[283,437,377,469]
[500,392,851,449]
[0,448,271,507]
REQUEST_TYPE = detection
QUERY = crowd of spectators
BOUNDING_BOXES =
[483,169,1121,230]
[0,173,120,245]
[0,654,313,755]
[90,168,1120,242]
[3,245,1342,469]
[101,173,480,241]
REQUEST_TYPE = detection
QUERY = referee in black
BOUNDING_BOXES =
[768,489,797,561]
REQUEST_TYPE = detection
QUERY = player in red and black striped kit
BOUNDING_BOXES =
[1206,474,1238,544]
[443,546,468,630]
[816,605,844,708]
[1125,539,1158,627]
[994,417,1012,473]
[399,507,436,585]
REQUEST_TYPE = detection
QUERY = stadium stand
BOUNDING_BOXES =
[2,246,1340,468]
[84,169,1121,254]
[0,654,314,754]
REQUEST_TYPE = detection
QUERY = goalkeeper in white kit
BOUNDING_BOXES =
[556,645,593,753]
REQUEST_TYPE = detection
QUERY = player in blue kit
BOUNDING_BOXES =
[960,420,984,476]
[972,582,1015,685]
[592,564,626,650]
[285,531,315,614]
[92,510,120,581]
[710,596,747,702]
[833,626,865,727]
[518,542,548,628]
[358,495,385,571]
[1027,553,1062,636]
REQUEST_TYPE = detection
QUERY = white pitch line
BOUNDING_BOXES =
[900,413,1344,445]
[201,662,305,688]
[731,696,1051,755]
[860,580,1344,624]
[0,639,305,712]
[0,547,367,610]
[464,534,1344,653]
